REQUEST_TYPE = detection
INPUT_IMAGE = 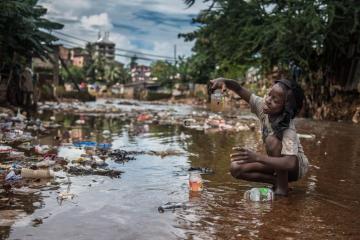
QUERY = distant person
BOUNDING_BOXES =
[20,67,34,107]
[210,77,308,196]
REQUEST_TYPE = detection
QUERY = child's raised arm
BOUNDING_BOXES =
[210,78,252,103]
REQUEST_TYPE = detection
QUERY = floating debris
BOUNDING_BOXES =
[297,133,316,140]
[158,202,187,213]
[188,167,214,174]
[67,166,123,178]
[108,149,138,162]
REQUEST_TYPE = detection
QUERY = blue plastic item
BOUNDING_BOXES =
[73,141,97,147]
[97,143,112,149]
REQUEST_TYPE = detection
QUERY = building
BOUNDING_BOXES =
[89,32,115,61]
[131,65,151,82]
[70,47,90,68]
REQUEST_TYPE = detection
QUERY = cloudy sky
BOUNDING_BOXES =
[38,0,208,65]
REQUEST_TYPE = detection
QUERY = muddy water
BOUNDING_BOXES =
[1,101,360,240]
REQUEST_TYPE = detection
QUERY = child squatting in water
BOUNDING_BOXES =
[210,78,309,196]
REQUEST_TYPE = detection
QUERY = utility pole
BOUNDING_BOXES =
[174,44,177,67]
[171,44,177,90]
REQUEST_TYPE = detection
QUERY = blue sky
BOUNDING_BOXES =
[39,0,208,65]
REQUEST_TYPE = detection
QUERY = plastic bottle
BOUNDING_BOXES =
[244,187,274,202]
[189,171,203,192]
[21,168,54,179]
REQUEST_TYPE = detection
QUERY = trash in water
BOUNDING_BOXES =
[5,170,22,182]
[97,143,112,150]
[137,113,152,122]
[34,145,52,155]
[0,145,13,154]
[189,171,203,192]
[57,192,75,201]
[67,166,123,178]
[73,141,97,148]
[243,187,274,202]
[36,159,56,168]
[148,149,184,158]
[158,202,187,213]
[21,168,54,179]
[188,167,214,174]
[297,133,316,140]
[108,149,137,162]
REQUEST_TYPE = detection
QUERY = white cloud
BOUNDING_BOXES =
[143,0,210,15]
[39,0,209,65]
[81,13,113,30]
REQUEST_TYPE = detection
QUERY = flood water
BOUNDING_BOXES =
[1,100,360,240]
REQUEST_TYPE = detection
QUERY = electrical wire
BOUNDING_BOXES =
[53,31,175,60]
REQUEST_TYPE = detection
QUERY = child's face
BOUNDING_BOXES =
[263,84,285,116]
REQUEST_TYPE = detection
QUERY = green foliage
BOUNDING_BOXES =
[105,62,130,85]
[150,60,175,87]
[0,0,63,62]
[182,0,360,85]
[84,50,130,84]
[60,65,84,83]
[176,56,191,83]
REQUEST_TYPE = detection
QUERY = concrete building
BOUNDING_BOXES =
[70,47,90,68]
[131,65,151,82]
[90,32,115,61]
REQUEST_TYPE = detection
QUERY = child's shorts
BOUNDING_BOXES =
[297,153,309,179]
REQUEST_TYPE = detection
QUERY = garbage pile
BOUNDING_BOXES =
[0,110,124,194]
[38,101,259,134]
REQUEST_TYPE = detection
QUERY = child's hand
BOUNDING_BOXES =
[230,147,259,163]
[210,78,227,93]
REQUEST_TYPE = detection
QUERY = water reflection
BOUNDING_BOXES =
[0,178,56,239]
[2,109,360,240]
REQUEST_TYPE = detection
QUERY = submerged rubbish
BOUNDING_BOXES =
[5,170,22,182]
[57,192,75,202]
[188,167,214,174]
[244,187,274,202]
[189,171,203,192]
[67,166,123,178]
[108,149,137,162]
[21,168,54,179]
[297,133,316,140]
[158,202,187,213]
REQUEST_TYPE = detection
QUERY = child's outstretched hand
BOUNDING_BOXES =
[210,78,227,93]
[230,147,259,164]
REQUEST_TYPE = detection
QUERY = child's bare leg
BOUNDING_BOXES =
[264,135,288,195]
[230,162,275,184]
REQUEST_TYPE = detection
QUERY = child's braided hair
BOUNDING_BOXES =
[270,79,305,140]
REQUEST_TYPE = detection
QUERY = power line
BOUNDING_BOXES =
[53,31,175,60]
[54,36,174,62]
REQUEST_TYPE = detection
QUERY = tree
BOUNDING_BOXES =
[0,0,63,62]
[0,0,63,106]
[150,60,174,88]
[182,0,360,119]
[60,65,84,84]
[116,65,131,84]
[176,56,191,83]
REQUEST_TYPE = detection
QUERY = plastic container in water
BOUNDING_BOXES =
[189,171,203,192]
[21,168,54,179]
[244,187,274,202]
[158,202,186,213]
